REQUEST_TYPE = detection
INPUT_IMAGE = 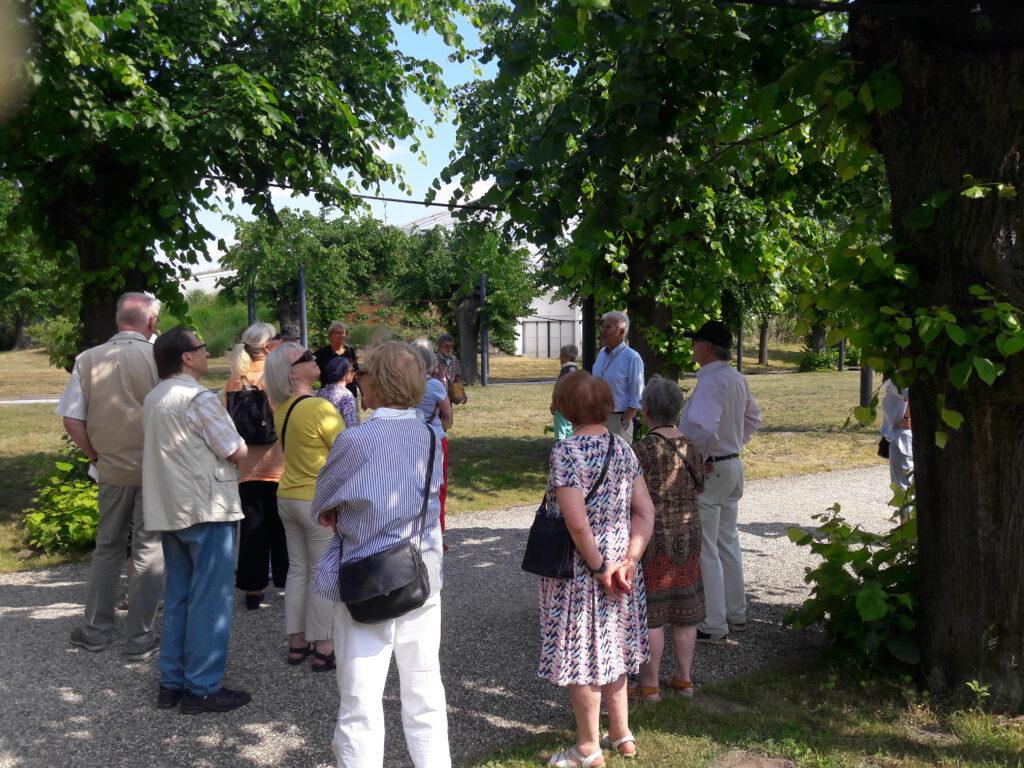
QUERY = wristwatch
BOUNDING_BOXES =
[588,559,607,576]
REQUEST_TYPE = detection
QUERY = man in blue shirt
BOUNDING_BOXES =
[592,311,644,442]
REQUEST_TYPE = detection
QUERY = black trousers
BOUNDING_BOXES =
[235,481,288,591]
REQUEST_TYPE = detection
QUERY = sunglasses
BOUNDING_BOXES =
[291,350,314,366]
[186,342,207,352]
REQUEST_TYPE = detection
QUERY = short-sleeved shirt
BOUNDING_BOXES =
[275,395,344,500]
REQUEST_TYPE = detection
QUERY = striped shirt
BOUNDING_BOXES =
[310,408,444,603]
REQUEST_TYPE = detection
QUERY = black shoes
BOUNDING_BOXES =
[179,686,252,715]
[244,592,264,610]
[157,686,184,709]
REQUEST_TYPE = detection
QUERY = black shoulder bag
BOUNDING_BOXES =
[227,382,277,446]
[337,424,437,624]
[521,433,614,579]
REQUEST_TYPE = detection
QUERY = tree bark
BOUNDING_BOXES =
[806,320,826,352]
[455,292,480,385]
[626,242,681,382]
[758,318,769,366]
[12,313,30,350]
[853,5,1024,711]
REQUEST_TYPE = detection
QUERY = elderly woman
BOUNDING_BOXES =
[310,341,449,768]
[539,370,654,767]
[631,375,705,700]
[428,333,466,404]
[314,320,359,398]
[411,337,453,532]
[317,356,359,428]
[265,343,344,671]
[223,323,286,610]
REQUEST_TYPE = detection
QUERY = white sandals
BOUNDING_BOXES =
[548,745,604,767]
[600,732,638,759]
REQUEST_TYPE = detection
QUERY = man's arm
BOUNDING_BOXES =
[186,392,246,463]
[679,383,721,458]
[743,389,763,443]
[62,417,98,461]
[622,351,644,427]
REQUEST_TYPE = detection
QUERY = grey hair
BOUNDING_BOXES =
[327,321,349,335]
[560,344,578,360]
[229,322,277,379]
[437,333,454,347]
[115,292,160,328]
[641,375,684,426]
[410,337,435,369]
[711,344,731,361]
[264,342,305,404]
[601,311,629,335]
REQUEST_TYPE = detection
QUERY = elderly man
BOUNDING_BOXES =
[143,326,251,714]
[678,320,761,644]
[592,311,644,441]
[58,292,164,661]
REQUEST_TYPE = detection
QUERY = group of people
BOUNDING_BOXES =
[538,313,761,767]
[57,292,464,765]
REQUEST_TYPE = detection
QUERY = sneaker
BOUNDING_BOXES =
[127,635,160,662]
[157,686,184,709]
[695,630,729,645]
[727,622,748,632]
[70,627,111,652]
[180,686,252,715]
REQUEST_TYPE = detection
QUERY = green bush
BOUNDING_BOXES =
[159,291,250,357]
[23,437,99,553]
[798,346,840,371]
[26,315,81,369]
[785,487,918,671]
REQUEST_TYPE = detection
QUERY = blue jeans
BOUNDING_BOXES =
[159,522,237,696]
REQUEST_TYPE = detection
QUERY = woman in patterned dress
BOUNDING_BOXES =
[539,371,655,768]
[631,375,705,700]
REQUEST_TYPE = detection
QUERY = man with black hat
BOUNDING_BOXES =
[678,320,762,645]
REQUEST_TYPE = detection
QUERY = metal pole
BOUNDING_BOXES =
[298,264,308,349]
[479,273,489,387]
[860,363,873,407]
[839,338,846,372]
[582,296,596,372]
[247,286,256,326]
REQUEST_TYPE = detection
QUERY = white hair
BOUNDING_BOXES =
[601,311,629,335]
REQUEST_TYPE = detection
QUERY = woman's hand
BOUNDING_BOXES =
[611,559,638,594]
[594,567,621,599]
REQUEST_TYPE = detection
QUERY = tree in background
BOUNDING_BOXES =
[0,180,67,351]
[446,1,1024,710]
[0,0,464,349]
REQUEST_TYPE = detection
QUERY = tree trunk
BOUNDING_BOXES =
[626,242,681,382]
[853,5,1024,711]
[806,321,826,352]
[455,293,480,385]
[758,318,769,366]
[12,313,30,350]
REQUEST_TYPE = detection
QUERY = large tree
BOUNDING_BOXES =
[0,0,463,348]
[446,0,1024,709]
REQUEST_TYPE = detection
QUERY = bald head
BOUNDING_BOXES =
[115,293,161,336]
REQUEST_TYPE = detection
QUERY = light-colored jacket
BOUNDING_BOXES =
[76,331,158,486]
[142,374,243,532]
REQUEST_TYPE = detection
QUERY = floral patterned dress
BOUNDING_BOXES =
[537,433,649,687]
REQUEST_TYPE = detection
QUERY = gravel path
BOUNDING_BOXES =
[0,464,894,768]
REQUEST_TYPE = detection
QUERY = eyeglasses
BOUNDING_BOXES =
[355,369,371,379]
[271,333,282,341]
[186,343,207,353]
[291,350,314,366]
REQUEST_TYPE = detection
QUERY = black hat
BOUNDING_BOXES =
[683,320,733,348]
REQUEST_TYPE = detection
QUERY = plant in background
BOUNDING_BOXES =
[23,437,99,553]
[798,346,841,372]
[26,315,81,370]
[785,499,919,673]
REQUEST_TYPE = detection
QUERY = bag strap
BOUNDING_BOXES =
[280,394,312,451]
[540,432,615,515]
[415,423,438,546]
[650,431,700,489]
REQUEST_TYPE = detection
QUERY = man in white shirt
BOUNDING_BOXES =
[880,379,913,522]
[678,320,762,644]
[57,292,165,661]
[592,311,644,441]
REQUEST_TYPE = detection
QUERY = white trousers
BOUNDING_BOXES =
[697,458,746,637]
[332,593,451,768]
[278,497,335,640]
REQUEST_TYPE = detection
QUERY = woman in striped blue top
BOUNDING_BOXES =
[311,342,449,768]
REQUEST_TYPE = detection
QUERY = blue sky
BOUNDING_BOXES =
[197,15,496,266]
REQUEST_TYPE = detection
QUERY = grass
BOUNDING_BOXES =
[464,660,1024,768]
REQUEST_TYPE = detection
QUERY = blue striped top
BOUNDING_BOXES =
[310,408,444,603]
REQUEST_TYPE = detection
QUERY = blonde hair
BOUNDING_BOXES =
[264,342,305,404]
[362,342,425,407]
[229,322,277,380]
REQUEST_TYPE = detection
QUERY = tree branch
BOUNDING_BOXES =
[717,0,975,16]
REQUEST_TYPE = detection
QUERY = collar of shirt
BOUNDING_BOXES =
[696,359,730,379]
[111,330,151,344]
[367,407,419,421]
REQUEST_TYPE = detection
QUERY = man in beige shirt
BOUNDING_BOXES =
[57,293,165,661]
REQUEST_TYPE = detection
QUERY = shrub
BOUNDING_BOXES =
[798,346,841,371]
[26,315,81,369]
[159,291,250,357]
[23,437,99,553]
[785,487,918,672]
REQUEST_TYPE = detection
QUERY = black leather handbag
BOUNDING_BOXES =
[337,425,437,624]
[521,434,614,579]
